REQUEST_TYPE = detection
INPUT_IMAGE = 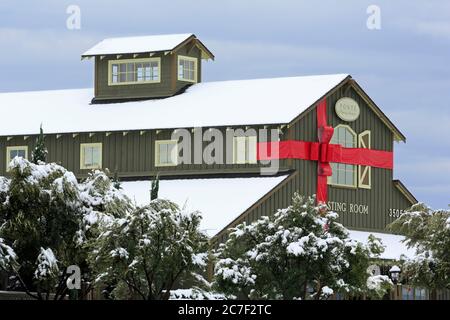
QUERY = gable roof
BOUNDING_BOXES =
[350,80,406,142]
[81,33,214,59]
[0,74,351,136]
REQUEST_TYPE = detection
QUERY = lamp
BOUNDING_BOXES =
[389,265,401,284]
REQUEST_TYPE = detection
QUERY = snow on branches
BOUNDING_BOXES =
[0,238,17,270]
[366,275,393,297]
[88,198,210,300]
[0,158,132,299]
[214,193,389,300]
[34,248,59,280]
[169,288,228,300]
[388,202,450,290]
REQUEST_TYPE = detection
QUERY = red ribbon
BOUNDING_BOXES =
[257,99,393,204]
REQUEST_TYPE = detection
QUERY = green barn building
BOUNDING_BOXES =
[0,34,427,298]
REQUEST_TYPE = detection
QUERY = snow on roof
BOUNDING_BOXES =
[348,230,416,260]
[82,33,194,56]
[121,175,415,258]
[120,175,289,237]
[0,74,349,136]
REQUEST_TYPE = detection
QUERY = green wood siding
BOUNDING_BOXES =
[290,85,411,232]
[94,46,202,101]
[0,125,290,179]
[213,85,415,243]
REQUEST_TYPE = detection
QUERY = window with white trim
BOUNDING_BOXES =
[177,55,197,82]
[155,140,178,167]
[233,136,257,164]
[6,146,28,170]
[109,58,160,85]
[329,125,357,187]
[80,143,102,169]
[358,130,371,189]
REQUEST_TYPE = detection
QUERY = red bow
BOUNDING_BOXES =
[257,98,393,203]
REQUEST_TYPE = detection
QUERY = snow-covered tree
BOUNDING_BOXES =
[213,194,392,300]
[169,288,227,300]
[388,203,450,290]
[31,125,48,164]
[88,198,210,300]
[0,158,132,299]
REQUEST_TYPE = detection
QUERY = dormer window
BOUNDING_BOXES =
[178,55,197,83]
[108,58,161,86]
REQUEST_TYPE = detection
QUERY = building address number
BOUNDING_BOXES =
[388,208,405,218]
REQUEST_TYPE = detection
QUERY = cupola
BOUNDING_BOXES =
[82,33,214,103]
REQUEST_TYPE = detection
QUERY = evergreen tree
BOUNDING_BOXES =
[388,203,450,291]
[213,194,392,300]
[88,199,209,300]
[0,158,132,299]
[150,174,159,200]
[31,124,48,164]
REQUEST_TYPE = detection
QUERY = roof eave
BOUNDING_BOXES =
[81,50,171,59]
[81,34,215,61]
[288,76,407,143]
[393,180,418,205]
[349,80,406,143]
[171,35,215,60]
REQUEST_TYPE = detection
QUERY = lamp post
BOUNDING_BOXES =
[389,265,401,300]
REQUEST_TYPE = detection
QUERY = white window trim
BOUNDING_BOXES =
[358,130,371,189]
[328,125,357,188]
[155,140,178,167]
[108,57,161,86]
[6,146,28,171]
[232,135,257,165]
[80,143,103,170]
[177,55,198,83]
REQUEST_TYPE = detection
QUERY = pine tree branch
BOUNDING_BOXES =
[10,266,39,300]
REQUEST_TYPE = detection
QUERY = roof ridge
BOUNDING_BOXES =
[100,33,194,41]
[0,74,350,95]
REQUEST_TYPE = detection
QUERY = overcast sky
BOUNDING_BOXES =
[0,0,449,209]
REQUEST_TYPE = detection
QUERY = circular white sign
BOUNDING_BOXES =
[335,97,360,122]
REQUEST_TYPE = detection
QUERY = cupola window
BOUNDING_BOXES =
[178,55,197,83]
[109,58,161,86]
